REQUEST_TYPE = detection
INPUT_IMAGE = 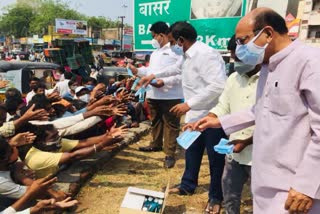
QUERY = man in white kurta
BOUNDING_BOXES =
[193,8,320,213]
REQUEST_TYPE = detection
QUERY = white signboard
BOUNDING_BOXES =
[55,18,88,35]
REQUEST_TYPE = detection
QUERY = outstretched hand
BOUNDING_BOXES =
[22,104,49,121]
[108,124,128,139]
[9,132,36,147]
[28,174,57,198]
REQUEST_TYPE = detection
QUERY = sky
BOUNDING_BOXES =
[0,0,134,24]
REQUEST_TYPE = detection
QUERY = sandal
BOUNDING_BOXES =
[204,199,221,214]
[168,184,194,196]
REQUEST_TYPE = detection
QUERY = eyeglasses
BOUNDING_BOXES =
[235,29,262,45]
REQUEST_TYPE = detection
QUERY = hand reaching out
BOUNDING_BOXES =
[30,197,78,213]
[27,174,57,198]
[108,124,128,139]
[22,104,49,121]
[9,132,36,147]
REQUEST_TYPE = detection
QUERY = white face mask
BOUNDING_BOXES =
[45,137,62,150]
[70,85,77,91]
[151,39,161,49]
[79,94,90,103]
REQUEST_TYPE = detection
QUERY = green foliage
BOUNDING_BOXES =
[30,0,86,35]
[0,5,34,37]
[0,0,122,38]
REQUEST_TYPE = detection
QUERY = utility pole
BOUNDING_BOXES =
[118,16,125,51]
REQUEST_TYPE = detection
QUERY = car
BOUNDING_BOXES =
[0,61,61,97]
[97,66,129,86]
[11,48,22,54]
[93,52,112,66]
[110,51,134,66]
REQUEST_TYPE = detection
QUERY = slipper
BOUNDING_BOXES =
[167,184,194,196]
[204,199,221,214]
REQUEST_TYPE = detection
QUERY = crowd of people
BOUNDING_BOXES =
[1,6,320,214]
[0,51,151,212]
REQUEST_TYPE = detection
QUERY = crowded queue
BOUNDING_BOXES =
[0,60,144,212]
[1,7,319,214]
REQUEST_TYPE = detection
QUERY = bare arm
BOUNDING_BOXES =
[59,125,127,165]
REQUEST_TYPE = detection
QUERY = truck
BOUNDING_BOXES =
[44,39,94,78]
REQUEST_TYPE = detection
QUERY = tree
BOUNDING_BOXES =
[29,0,86,35]
[0,0,129,38]
[0,5,34,37]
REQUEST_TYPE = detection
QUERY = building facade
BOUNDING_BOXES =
[299,0,320,47]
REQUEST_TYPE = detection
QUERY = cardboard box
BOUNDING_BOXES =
[120,185,169,214]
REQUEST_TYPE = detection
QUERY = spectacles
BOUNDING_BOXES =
[235,29,262,45]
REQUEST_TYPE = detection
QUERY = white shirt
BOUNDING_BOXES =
[0,171,27,199]
[210,72,259,165]
[29,113,101,137]
[57,116,102,137]
[54,79,70,97]
[0,207,30,214]
[25,89,54,105]
[137,43,183,100]
[182,41,226,122]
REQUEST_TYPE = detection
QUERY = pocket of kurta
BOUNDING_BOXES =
[267,92,295,116]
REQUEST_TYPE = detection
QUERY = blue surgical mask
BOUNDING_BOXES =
[214,138,234,154]
[176,129,201,150]
[171,44,184,56]
[235,29,269,66]
[234,61,256,75]
[85,85,94,91]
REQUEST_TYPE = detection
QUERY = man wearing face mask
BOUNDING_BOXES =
[208,35,260,214]
[192,8,320,214]
[128,21,183,169]
[74,86,90,103]
[167,22,226,214]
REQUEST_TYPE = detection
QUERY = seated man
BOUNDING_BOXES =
[0,134,67,209]
[19,123,126,178]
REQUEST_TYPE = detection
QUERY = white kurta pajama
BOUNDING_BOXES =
[219,40,320,213]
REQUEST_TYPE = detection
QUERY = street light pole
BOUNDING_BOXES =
[118,16,125,51]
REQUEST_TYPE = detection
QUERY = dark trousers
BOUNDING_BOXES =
[222,160,251,214]
[181,128,226,202]
[147,99,181,157]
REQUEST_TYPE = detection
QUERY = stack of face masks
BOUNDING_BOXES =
[135,86,150,103]
[131,77,140,91]
[214,138,233,154]
[176,129,201,150]
[127,67,134,77]
[142,196,163,213]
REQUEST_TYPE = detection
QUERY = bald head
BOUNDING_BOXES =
[237,7,288,35]
[234,7,291,64]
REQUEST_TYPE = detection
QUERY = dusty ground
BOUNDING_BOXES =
[76,134,252,214]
